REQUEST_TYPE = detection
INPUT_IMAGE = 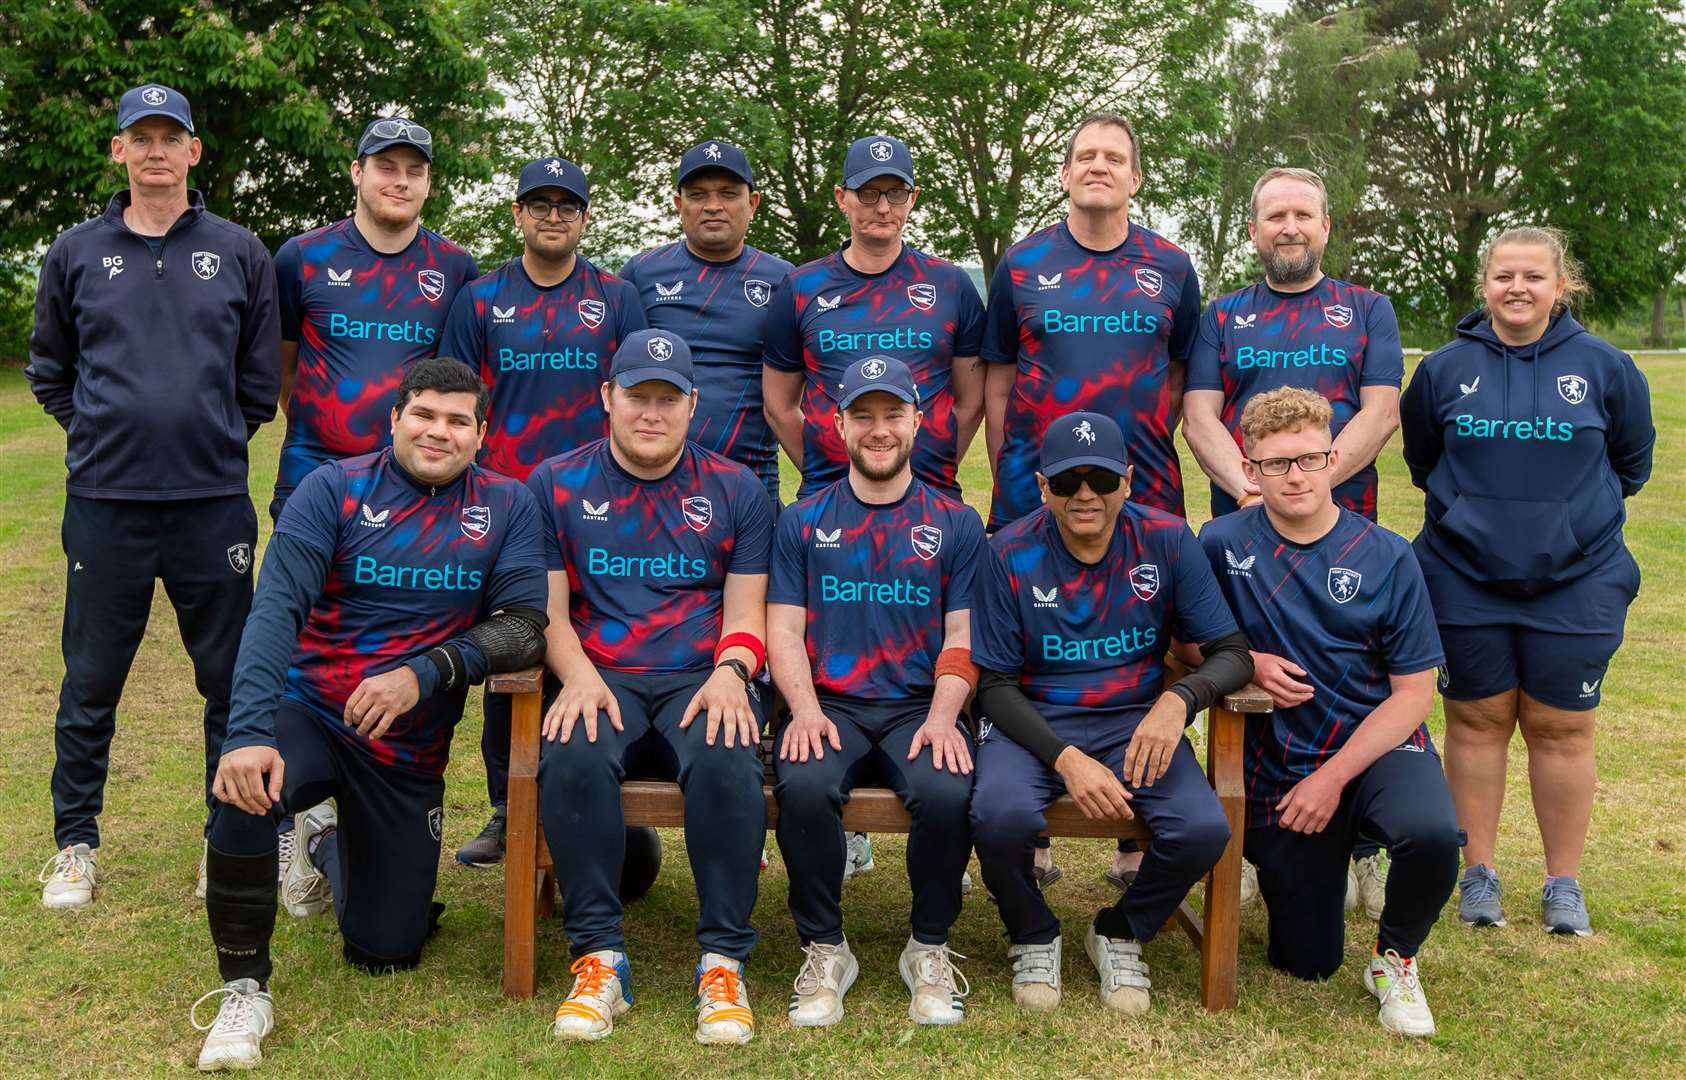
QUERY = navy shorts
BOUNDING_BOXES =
[1437,624,1624,711]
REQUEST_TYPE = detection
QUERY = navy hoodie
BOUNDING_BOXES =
[1401,311,1652,623]
[26,190,280,500]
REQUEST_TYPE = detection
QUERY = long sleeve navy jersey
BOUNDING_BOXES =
[26,190,280,499]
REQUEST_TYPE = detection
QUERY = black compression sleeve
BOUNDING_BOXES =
[976,667,1069,768]
[1167,630,1254,722]
[416,606,548,696]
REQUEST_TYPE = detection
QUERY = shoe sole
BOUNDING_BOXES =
[553,999,630,1041]
[198,1053,262,1071]
[1035,866,1062,890]
[455,853,503,868]
[1103,869,1137,893]
[1460,914,1507,928]
[42,893,93,911]
[1545,923,1593,937]
[788,957,858,1027]
[695,1021,755,1045]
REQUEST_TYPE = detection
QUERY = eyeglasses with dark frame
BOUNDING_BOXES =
[850,186,915,206]
[521,198,584,222]
[1046,469,1124,498]
[1247,451,1331,477]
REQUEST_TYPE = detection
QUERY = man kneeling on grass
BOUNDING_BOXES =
[1198,386,1459,1036]
[193,360,549,1071]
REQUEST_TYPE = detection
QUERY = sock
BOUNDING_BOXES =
[1091,903,1136,942]
[206,845,280,986]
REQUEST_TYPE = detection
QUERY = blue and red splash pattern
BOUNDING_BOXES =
[769,478,984,700]
[439,256,645,482]
[274,448,546,776]
[973,503,1236,727]
[1198,505,1442,825]
[981,222,1201,530]
[273,219,479,502]
[526,439,773,674]
[1186,278,1404,519]
[621,241,793,499]
[763,245,984,499]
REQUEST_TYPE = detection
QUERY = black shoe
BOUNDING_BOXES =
[455,808,506,867]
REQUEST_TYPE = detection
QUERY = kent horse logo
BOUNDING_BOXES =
[418,269,446,303]
[647,335,675,362]
[1558,374,1588,405]
[1328,567,1361,603]
[460,505,491,541]
[226,543,252,574]
[192,251,220,281]
[1129,563,1160,601]
[744,279,771,308]
[860,357,888,380]
[683,496,713,532]
[911,524,942,561]
[578,299,606,329]
[907,283,936,311]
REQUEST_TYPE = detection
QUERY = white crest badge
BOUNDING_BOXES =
[1134,267,1164,297]
[911,524,943,561]
[226,543,252,574]
[1557,374,1588,405]
[577,299,606,329]
[860,357,888,380]
[647,335,675,362]
[1327,566,1362,604]
[1073,419,1096,444]
[191,251,221,281]
[417,268,445,303]
[427,806,444,841]
[682,496,713,532]
[141,86,169,106]
[460,504,491,541]
[906,283,936,311]
[1323,304,1354,329]
[743,279,771,308]
[1128,563,1160,601]
[870,140,895,162]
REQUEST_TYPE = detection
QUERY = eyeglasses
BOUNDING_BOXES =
[1247,451,1331,477]
[522,199,584,222]
[1046,469,1123,498]
[851,187,914,206]
[359,118,432,153]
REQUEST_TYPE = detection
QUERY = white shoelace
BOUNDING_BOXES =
[911,944,971,1000]
[1010,944,1058,985]
[283,856,327,908]
[277,830,296,867]
[793,942,848,996]
[1376,950,1423,1006]
[1096,938,1150,990]
[38,847,92,885]
[191,986,260,1035]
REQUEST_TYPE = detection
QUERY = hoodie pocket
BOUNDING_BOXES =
[1436,494,1584,592]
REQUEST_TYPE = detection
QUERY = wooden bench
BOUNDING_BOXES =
[489,667,1272,1010]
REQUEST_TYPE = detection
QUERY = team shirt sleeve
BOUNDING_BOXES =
[24,238,77,429]
[1168,258,1202,362]
[969,544,1024,673]
[767,507,809,607]
[272,237,304,343]
[523,465,568,572]
[1605,351,1656,497]
[221,532,333,754]
[728,473,774,575]
[1184,300,1225,392]
[439,285,486,369]
[1361,295,1406,388]
[1168,524,1238,644]
[233,234,282,438]
[1378,547,1445,675]
[760,276,805,372]
[944,507,985,613]
[980,257,1020,365]
[483,482,550,613]
[953,268,986,356]
[272,464,345,558]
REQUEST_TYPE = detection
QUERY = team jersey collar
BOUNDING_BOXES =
[679,240,748,269]
[1038,502,1126,571]
[1254,501,1348,552]
[837,239,911,280]
[601,438,689,487]
[1259,273,1329,301]
[842,472,920,510]
[1056,218,1135,259]
[102,188,206,235]
[512,251,585,292]
[345,214,429,261]
[385,446,471,498]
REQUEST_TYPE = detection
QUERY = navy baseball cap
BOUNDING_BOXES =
[610,329,694,394]
[843,134,915,189]
[117,84,193,133]
[357,117,433,161]
[1040,411,1129,476]
[837,355,919,410]
[677,139,754,189]
[517,155,589,205]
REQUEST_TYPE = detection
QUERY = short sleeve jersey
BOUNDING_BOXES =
[981,222,1201,529]
[274,449,546,776]
[273,220,479,498]
[438,256,646,482]
[526,440,773,674]
[1186,278,1404,519]
[1198,505,1443,824]
[621,241,793,498]
[769,478,984,701]
[972,504,1236,726]
[762,244,984,499]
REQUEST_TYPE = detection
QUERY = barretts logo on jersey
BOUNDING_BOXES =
[460,505,492,542]
[578,299,606,329]
[814,527,842,548]
[1073,419,1096,444]
[910,524,942,561]
[907,283,936,311]
[581,499,609,522]
[1323,304,1354,329]
[326,267,353,287]
[418,269,446,303]
[655,280,684,300]
[1234,313,1257,329]
[1033,585,1059,608]
[744,279,771,308]
[492,305,516,325]
[647,335,674,362]
[103,255,124,279]
[1037,273,1062,291]
[816,294,842,312]
[192,251,220,281]
[1557,374,1588,405]
[1327,566,1361,603]
[1225,549,1255,577]
[682,496,713,532]
[226,543,252,575]
[1459,376,1480,398]
[544,158,566,176]
[704,142,723,161]
[1128,563,1160,601]
[141,86,168,106]
[870,141,894,162]
[360,504,389,529]
[1134,267,1164,297]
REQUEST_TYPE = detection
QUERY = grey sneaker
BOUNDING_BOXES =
[842,832,874,881]
[193,977,275,1070]
[1354,852,1389,920]
[1458,864,1506,928]
[276,827,296,886]
[1007,937,1062,1012]
[1541,877,1593,937]
[456,807,507,867]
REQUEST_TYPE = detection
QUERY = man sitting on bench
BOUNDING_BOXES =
[525,329,773,1045]
[768,356,985,1028]
[969,412,1252,1015]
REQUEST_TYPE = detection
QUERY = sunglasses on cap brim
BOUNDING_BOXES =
[1046,469,1123,498]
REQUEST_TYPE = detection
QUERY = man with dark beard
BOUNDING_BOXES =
[767,356,984,1029]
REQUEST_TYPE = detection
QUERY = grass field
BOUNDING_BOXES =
[0,357,1682,1078]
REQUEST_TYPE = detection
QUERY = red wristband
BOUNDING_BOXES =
[934,647,978,692]
[715,632,765,677]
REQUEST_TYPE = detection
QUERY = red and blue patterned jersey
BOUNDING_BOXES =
[769,478,984,701]
[272,449,546,776]
[526,439,773,674]
[438,256,645,483]
[273,219,479,499]
[1198,505,1442,824]
[981,222,1201,530]
[763,244,984,499]
[1186,278,1404,519]
[621,241,794,499]
[972,503,1235,726]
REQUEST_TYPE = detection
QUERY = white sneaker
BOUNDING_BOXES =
[1346,862,1360,912]
[1006,937,1061,1012]
[1364,949,1435,1036]
[842,833,874,882]
[276,828,297,887]
[960,870,973,896]
[898,938,968,1025]
[196,840,208,900]
[1240,860,1260,906]
[1084,923,1151,1015]
[192,978,274,1070]
[281,802,335,918]
[1354,852,1389,920]
[552,950,632,1040]
[40,843,97,910]
[788,939,858,1027]
[695,953,754,1045]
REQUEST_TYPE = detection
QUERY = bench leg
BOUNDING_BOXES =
[502,688,542,999]
[1200,704,1244,1010]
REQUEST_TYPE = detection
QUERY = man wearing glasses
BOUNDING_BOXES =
[621,139,793,504]
[1196,387,1456,1037]
[968,412,1252,1015]
[763,134,985,503]
[440,155,646,867]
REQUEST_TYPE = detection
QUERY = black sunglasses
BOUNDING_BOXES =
[1046,469,1123,498]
